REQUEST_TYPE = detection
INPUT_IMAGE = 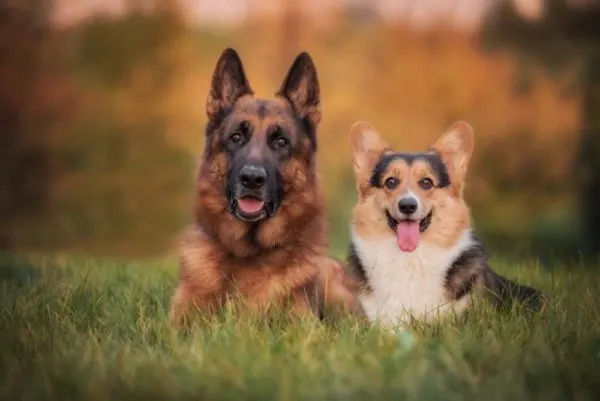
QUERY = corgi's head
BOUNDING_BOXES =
[349,121,474,252]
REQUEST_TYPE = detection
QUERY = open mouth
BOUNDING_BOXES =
[386,210,433,253]
[234,196,267,222]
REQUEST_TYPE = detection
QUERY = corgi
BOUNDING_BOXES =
[347,121,543,328]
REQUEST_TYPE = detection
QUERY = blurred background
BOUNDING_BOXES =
[1,0,599,260]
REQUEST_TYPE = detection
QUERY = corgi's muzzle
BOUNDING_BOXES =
[386,195,432,252]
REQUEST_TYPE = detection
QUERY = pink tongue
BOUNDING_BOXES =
[396,221,420,252]
[237,198,265,214]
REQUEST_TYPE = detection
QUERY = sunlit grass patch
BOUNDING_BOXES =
[1,255,598,400]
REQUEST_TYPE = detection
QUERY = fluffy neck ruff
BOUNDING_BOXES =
[349,228,479,326]
[194,167,327,259]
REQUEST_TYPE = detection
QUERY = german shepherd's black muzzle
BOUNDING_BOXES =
[226,160,283,223]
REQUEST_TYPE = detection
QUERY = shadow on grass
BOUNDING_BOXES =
[0,254,40,287]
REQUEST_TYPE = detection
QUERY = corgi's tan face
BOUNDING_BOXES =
[350,121,474,252]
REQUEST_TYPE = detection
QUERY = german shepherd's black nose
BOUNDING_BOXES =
[239,165,267,190]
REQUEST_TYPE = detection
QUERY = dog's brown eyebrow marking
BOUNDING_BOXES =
[370,152,451,188]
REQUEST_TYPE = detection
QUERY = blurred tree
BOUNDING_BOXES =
[44,0,192,256]
[72,0,184,89]
[281,0,300,72]
[483,0,600,255]
[0,0,71,250]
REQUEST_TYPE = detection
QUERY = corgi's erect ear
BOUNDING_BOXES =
[350,121,391,194]
[206,48,253,121]
[432,121,474,194]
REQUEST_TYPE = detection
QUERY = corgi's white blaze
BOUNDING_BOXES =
[352,229,474,327]
[403,190,422,213]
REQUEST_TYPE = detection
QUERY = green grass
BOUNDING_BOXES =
[1,253,599,401]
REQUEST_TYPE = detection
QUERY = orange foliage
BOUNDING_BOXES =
[23,10,583,255]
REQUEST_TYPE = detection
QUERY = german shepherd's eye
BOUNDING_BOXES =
[273,137,288,148]
[229,132,243,144]
[269,126,289,149]
[419,177,434,190]
[384,177,400,190]
[229,121,250,145]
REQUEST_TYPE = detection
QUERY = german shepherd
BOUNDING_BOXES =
[347,121,543,328]
[169,48,358,326]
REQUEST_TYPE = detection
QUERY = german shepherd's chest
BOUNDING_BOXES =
[350,230,474,327]
[220,252,320,300]
[172,226,358,322]
[178,230,320,305]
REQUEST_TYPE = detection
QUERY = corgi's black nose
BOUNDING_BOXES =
[398,198,418,215]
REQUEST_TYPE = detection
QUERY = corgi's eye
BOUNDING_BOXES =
[419,178,434,190]
[384,177,400,190]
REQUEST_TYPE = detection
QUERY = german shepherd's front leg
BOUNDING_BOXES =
[169,284,200,328]
[313,256,364,319]
[169,227,224,328]
[284,257,363,321]
[168,284,223,328]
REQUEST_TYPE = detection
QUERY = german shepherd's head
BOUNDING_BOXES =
[194,48,325,258]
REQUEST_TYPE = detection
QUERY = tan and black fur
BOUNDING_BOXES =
[347,121,543,327]
[169,48,359,327]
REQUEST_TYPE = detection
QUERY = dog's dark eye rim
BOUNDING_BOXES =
[269,125,289,148]
[384,177,400,190]
[419,177,434,190]
[229,121,251,144]
[273,136,288,147]
[229,132,244,143]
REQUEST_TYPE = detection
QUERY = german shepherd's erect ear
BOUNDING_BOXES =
[431,121,474,197]
[206,48,253,121]
[349,121,391,197]
[277,52,321,130]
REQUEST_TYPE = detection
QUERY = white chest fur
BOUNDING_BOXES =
[352,230,473,327]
